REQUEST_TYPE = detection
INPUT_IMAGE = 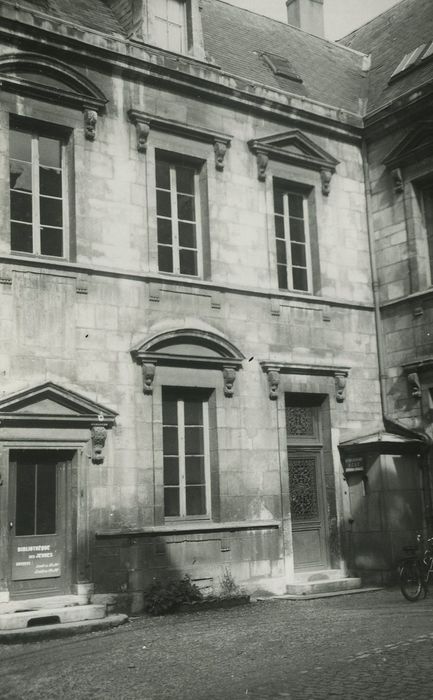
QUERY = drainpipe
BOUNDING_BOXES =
[362,141,433,533]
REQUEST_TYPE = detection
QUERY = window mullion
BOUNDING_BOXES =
[32,136,40,255]
[178,400,186,517]
[284,193,293,290]
[170,166,180,274]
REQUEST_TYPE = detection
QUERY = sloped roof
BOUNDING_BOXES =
[201,0,366,114]
[18,0,125,36]
[340,0,433,113]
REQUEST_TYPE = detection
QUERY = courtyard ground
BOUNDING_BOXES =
[1,588,432,699]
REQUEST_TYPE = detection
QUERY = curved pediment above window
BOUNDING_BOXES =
[384,122,433,170]
[0,53,108,116]
[248,129,339,194]
[131,327,245,397]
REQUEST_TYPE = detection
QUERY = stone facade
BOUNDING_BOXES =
[0,0,430,608]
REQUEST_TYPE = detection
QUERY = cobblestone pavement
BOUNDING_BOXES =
[1,589,433,699]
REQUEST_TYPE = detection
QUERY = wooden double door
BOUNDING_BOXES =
[8,451,72,598]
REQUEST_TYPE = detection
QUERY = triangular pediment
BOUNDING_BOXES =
[0,53,107,112]
[0,382,117,425]
[384,122,433,168]
[248,130,339,172]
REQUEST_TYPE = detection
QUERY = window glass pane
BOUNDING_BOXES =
[167,0,184,22]
[178,221,196,249]
[276,238,287,265]
[41,227,63,257]
[274,215,285,239]
[179,248,197,276]
[16,463,36,536]
[168,23,183,53]
[11,191,32,223]
[11,222,33,253]
[10,160,32,192]
[40,167,62,197]
[291,242,307,267]
[163,426,178,455]
[154,18,169,49]
[162,398,178,425]
[185,456,205,485]
[177,194,194,221]
[185,426,204,455]
[164,457,179,486]
[36,462,56,535]
[273,186,284,214]
[156,190,172,217]
[290,217,305,243]
[288,193,304,219]
[184,400,203,426]
[156,159,171,189]
[277,264,288,290]
[158,245,174,273]
[157,217,173,244]
[40,196,63,228]
[164,488,180,517]
[39,137,61,168]
[10,130,31,162]
[292,267,309,292]
[186,485,206,516]
[176,166,195,195]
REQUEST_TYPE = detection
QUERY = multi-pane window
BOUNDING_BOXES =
[154,0,187,53]
[162,391,210,519]
[9,127,66,257]
[273,182,312,293]
[156,156,200,276]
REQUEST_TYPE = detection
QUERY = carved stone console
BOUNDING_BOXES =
[91,424,108,464]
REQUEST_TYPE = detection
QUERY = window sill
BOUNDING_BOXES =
[95,520,280,538]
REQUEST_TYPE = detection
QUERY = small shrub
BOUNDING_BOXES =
[218,567,245,599]
[142,575,203,616]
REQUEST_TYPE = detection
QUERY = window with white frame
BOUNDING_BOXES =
[156,154,201,276]
[273,181,312,293]
[9,125,67,258]
[162,389,210,519]
[153,0,187,54]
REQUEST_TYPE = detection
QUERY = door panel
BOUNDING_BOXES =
[288,451,328,570]
[8,452,70,598]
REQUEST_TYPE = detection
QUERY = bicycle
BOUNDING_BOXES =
[399,533,433,601]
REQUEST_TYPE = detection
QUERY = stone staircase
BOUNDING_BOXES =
[285,569,363,597]
[0,595,127,643]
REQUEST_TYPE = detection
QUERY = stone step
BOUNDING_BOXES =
[0,594,86,615]
[293,569,346,583]
[286,577,362,596]
[0,604,106,631]
[0,614,128,644]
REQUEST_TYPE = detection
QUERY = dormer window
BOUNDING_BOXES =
[154,0,187,54]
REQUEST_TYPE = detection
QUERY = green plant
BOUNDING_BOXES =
[142,575,203,616]
[218,567,245,598]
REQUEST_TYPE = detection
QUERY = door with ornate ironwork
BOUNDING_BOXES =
[286,397,329,570]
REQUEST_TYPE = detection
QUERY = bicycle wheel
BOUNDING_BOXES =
[400,560,423,601]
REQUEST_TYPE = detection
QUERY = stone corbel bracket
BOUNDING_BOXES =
[127,110,232,170]
[223,365,238,398]
[260,361,350,402]
[391,168,404,194]
[90,424,108,464]
[407,372,422,399]
[142,362,156,394]
[84,106,98,142]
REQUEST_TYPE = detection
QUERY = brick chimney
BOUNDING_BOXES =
[286,0,325,38]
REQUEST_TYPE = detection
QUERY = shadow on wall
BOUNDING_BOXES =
[341,452,424,586]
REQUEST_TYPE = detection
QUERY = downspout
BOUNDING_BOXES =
[362,140,433,533]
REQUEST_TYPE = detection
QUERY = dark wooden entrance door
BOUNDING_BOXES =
[288,451,328,569]
[8,451,71,598]
[285,396,329,571]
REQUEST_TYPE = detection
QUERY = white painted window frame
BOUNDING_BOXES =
[153,0,188,54]
[276,187,313,293]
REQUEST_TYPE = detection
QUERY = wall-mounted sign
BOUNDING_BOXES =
[12,538,61,581]
[344,456,366,473]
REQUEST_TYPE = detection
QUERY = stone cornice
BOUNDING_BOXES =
[0,255,375,313]
[259,361,350,377]
[402,357,433,374]
[0,7,364,143]
[96,521,280,537]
